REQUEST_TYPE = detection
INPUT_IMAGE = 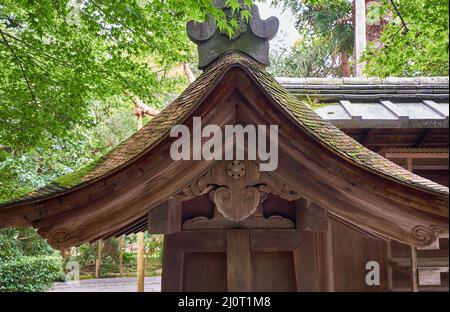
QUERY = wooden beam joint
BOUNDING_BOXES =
[296,199,328,232]
[148,199,182,234]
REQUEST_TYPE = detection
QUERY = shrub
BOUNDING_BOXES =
[0,228,62,292]
[0,255,62,292]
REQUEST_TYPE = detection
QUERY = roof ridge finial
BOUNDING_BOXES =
[187,1,279,69]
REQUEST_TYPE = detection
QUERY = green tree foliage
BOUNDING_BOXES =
[0,0,252,202]
[0,0,251,151]
[0,98,138,201]
[363,0,449,77]
[0,228,62,291]
[270,0,353,77]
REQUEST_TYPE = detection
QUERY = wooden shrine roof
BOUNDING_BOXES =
[2,51,447,209]
[0,52,448,249]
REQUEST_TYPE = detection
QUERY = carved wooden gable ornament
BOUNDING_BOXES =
[176,160,300,229]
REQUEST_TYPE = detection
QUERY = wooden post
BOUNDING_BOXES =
[227,230,251,291]
[386,240,393,291]
[135,110,146,292]
[137,232,145,292]
[95,240,102,278]
[354,0,367,76]
[118,237,124,276]
[296,199,328,232]
[405,157,419,292]
[406,158,413,172]
[410,246,419,292]
[317,219,335,291]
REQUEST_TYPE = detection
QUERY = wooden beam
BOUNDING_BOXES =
[383,151,449,159]
[410,246,419,292]
[414,129,432,148]
[227,230,251,291]
[295,199,328,232]
[250,229,303,251]
[413,164,449,171]
[148,199,182,234]
[390,257,449,268]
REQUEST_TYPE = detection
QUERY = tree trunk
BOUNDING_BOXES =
[137,232,145,292]
[338,51,351,77]
[95,240,102,278]
[118,237,124,276]
[183,63,196,83]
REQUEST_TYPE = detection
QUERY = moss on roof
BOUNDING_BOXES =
[52,155,105,188]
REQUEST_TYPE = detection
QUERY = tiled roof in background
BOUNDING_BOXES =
[277,77,449,129]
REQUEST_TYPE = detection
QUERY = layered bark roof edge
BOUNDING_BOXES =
[1,52,448,208]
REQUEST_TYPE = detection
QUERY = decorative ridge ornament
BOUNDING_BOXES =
[187,1,279,69]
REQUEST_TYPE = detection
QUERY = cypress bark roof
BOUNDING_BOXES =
[1,51,448,208]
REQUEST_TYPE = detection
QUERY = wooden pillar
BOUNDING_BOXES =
[410,245,419,292]
[316,220,335,291]
[293,232,320,291]
[95,240,102,278]
[386,240,393,291]
[118,237,124,276]
[227,230,251,291]
[296,199,328,232]
[404,156,419,292]
[161,234,183,292]
[137,232,145,292]
[135,111,145,291]
[354,0,367,76]
[406,158,413,172]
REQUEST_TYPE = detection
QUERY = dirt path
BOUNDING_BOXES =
[49,276,161,292]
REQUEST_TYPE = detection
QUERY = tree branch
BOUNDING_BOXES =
[0,30,78,70]
[18,235,34,241]
[0,29,37,105]
[389,0,409,32]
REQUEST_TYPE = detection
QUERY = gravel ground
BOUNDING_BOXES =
[49,276,161,292]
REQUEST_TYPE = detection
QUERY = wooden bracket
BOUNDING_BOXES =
[296,199,328,232]
[148,199,182,234]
